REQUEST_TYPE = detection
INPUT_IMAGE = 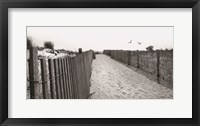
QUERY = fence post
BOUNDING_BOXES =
[29,47,40,99]
[92,50,96,59]
[41,58,51,99]
[78,48,82,54]
[156,50,160,84]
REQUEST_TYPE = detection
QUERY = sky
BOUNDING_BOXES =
[27,26,173,52]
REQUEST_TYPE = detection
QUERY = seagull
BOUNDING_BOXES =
[137,41,142,45]
[128,40,132,44]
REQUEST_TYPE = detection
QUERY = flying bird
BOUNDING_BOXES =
[137,41,142,45]
[128,40,132,44]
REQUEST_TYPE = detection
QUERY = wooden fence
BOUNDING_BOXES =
[27,47,94,99]
[103,50,173,89]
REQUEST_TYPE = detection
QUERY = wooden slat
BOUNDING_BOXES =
[72,57,79,99]
[137,50,140,69]
[58,58,65,99]
[128,51,131,65]
[83,53,89,98]
[83,54,88,98]
[27,60,30,99]
[77,55,82,99]
[156,50,160,84]
[61,58,67,99]
[64,57,71,99]
[71,58,75,98]
[40,58,51,99]
[29,47,40,99]
[69,57,76,99]
[65,57,72,98]
[70,58,76,98]
[48,59,57,99]
[89,51,92,78]
[64,58,70,98]
[79,54,86,99]
[75,55,81,98]
[54,59,61,99]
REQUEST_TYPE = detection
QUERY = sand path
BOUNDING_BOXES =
[90,54,173,99]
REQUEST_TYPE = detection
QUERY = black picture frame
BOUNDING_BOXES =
[0,0,199,126]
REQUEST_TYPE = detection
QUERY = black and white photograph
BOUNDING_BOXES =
[27,26,173,99]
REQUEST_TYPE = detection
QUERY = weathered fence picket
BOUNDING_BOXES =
[63,58,70,99]
[66,57,73,98]
[156,50,160,84]
[61,59,66,99]
[29,47,40,99]
[41,58,51,99]
[48,59,57,99]
[27,47,94,99]
[54,59,61,99]
[58,58,64,99]
[70,57,75,98]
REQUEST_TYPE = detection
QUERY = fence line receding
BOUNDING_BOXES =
[103,50,173,89]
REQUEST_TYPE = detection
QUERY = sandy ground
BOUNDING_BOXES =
[90,54,173,99]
